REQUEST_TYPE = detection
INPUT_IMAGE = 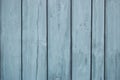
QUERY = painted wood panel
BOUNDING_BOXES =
[105,0,120,80]
[48,0,71,80]
[0,0,120,80]
[22,0,47,80]
[72,0,91,80]
[0,0,21,80]
[92,0,104,80]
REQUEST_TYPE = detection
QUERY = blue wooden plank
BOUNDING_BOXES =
[92,0,105,80]
[36,0,47,80]
[72,0,91,80]
[1,0,21,80]
[48,0,71,80]
[22,0,47,80]
[105,0,120,80]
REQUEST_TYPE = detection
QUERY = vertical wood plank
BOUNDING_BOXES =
[92,0,104,80]
[105,0,120,80]
[22,0,47,80]
[1,0,21,80]
[72,0,91,80]
[48,0,71,80]
[36,0,47,79]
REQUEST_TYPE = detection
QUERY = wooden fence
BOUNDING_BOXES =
[0,0,120,80]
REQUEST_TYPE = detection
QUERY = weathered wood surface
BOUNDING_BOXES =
[72,0,91,80]
[105,0,120,80]
[48,0,71,80]
[92,0,105,80]
[0,0,21,80]
[22,0,47,80]
[0,0,120,80]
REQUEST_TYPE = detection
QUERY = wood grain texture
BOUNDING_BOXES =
[1,0,120,80]
[0,0,21,80]
[92,0,104,80]
[22,0,47,80]
[105,0,120,80]
[72,0,91,80]
[48,0,71,80]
